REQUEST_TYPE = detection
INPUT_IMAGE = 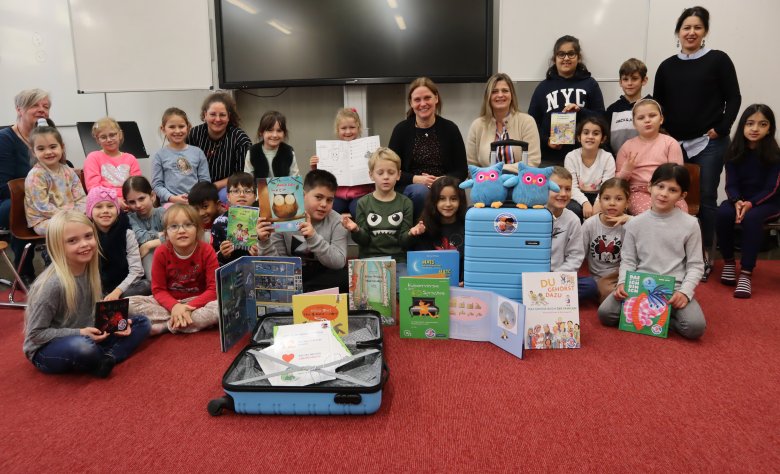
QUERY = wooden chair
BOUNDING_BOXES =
[684,163,701,216]
[75,168,87,193]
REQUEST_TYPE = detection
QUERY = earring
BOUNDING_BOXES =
[701,38,706,47]
[676,39,680,49]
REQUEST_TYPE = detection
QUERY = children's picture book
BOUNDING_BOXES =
[449,288,525,359]
[348,258,396,325]
[550,112,576,145]
[95,298,129,334]
[522,272,580,349]
[226,205,259,250]
[399,276,449,339]
[257,176,306,232]
[619,271,675,338]
[315,135,380,187]
[407,250,460,286]
[292,293,349,336]
[216,256,303,352]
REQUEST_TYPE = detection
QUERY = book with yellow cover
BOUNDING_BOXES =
[292,293,349,336]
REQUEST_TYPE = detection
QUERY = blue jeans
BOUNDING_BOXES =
[686,136,729,248]
[578,276,598,302]
[716,200,780,272]
[0,198,35,277]
[31,316,151,374]
[401,184,429,220]
[332,197,359,219]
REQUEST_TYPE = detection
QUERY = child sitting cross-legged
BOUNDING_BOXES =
[256,169,349,292]
[212,172,258,265]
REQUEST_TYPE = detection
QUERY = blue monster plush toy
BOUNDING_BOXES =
[503,163,560,209]
[459,163,512,208]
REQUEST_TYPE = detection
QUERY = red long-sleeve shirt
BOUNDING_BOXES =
[151,241,218,312]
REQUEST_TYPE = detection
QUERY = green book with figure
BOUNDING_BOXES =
[226,205,259,251]
[619,271,675,338]
[399,276,449,339]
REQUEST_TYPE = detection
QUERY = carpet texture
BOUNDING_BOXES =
[1,260,778,472]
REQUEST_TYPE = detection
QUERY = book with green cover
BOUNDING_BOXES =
[348,258,396,325]
[226,205,259,250]
[399,276,449,339]
[619,271,675,338]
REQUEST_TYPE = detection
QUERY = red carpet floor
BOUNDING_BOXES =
[1,260,778,473]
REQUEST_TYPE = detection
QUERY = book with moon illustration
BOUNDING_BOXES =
[257,176,305,232]
[449,288,525,359]
[521,272,580,349]
[619,271,675,338]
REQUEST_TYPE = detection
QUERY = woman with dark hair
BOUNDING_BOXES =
[654,6,741,279]
[388,77,468,217]
[187,91,252,202]
[0,88,52,284]
[467,72,541,172]
[528,35,605,167]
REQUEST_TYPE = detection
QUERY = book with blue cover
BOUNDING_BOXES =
[407,250,460,286]
[257,176,306,232]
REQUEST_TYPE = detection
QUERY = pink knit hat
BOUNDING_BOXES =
[86,186,120,218]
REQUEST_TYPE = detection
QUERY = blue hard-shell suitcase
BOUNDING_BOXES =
[208,310,387,416]
[464,207,552,303]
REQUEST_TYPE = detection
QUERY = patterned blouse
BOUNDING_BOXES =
[24,164,87,235]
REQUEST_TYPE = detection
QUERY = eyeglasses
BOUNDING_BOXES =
[96,132,119,141]
[167,223,196,232]
[228,188,255,195]
[556,51,578,60]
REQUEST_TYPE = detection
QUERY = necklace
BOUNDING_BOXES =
[415,119,434,137]
[11,124,30,147]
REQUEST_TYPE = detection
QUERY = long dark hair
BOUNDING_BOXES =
[420,176,466,239]
[725,104,780,167]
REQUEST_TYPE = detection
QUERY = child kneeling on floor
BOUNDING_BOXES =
[129,204,219,335]
[23,210,150,377]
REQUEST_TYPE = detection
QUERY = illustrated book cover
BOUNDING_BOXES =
[619,271,675,338]
[95,298,129,334]
[348,258,396,325]
[399,276,449,339]
[315,135,380,187]
[256,176,305,232]
[407,250,460,286]
[292,292,349,336]
[449,287,525,359]
[226,205,259,250]
[521,272,580,349]
[550,112,576,145]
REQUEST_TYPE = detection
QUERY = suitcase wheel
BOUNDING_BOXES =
[207,395,234,416]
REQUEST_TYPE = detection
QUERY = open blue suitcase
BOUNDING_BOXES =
[208,310,387,416]
[464,207,553,303]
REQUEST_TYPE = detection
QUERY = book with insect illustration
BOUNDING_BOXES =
[619,271,675,338]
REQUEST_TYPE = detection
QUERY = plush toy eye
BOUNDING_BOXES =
[535,175,547,186]
[367,213,382,227]
[523,173,534,184]
[476,172,486,182]
[284,194,296,204]
[488,172,498,180]
[388,212,403,226]
[273,194,285,205]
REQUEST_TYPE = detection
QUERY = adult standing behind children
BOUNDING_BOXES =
[654,6,741,275]
[467,73,541,172]
[528,35,605,167]
[0,89,51,284]
[187,92,252,203]
[388,77,468,217]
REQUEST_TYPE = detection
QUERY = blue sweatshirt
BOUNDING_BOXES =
[724,149,780,207]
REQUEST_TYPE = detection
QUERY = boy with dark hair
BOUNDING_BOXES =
[188,181,223,243]
[256,169,349,292]
[605,58,652,154]
[211,172,258,264]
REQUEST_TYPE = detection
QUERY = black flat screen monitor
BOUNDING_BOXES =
[76,122,148,158]
[215,0,494,88]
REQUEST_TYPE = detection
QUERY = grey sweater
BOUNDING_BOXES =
[258,209,347,270]
[618,208,704,300]
[550,208,585,273]
[23,272,94,361]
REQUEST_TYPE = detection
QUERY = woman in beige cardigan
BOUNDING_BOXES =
[467,73,541,173]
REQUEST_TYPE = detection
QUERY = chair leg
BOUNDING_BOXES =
[0,246,28,308]
[7,242,33,304]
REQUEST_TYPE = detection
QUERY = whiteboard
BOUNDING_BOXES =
[498,0,649,82]
[0,0,106,126]
[68,0,213,93]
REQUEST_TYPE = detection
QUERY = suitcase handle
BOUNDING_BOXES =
[490,139,528,151]
[381,360,390,386]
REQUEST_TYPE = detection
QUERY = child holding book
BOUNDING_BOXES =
[24,210,150,377]
[245,110,299,179]
[605,58,652,155]
[715,104,780,298]
[188,181,223,243]
[563,116,615,219]
[256,169,349,292]
[87,186,150,299]
[151,107,211,205]
[310,108,374,218]
[342,148,422,272]
[83,117,142,209]
[598,164,706,339]
[129,204,219,335]
[24,126,87,235]
[124,176,166,281]
[547,167,597,302]
[615,99,688,215]
[212,172,259,265]
[581,178,631,302]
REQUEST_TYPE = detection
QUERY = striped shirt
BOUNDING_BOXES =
[187,123,252,183]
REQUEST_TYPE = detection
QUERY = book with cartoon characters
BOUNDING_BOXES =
[399,276,449,339]
[315,135,380,187]
[292,293,349,336]
[348,258,396,325]
[550,112,576,145]
[619,271,675,338]
[226,205,259,250]
[257,176,305,232]
[407,250,460,286]
[95,298,129,334]
[449,288,525,359]
[521,272,580,349]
